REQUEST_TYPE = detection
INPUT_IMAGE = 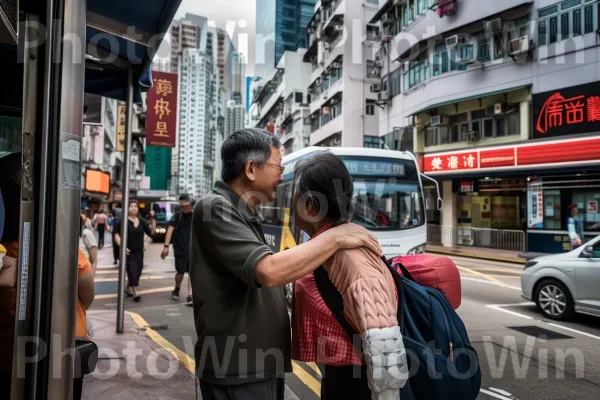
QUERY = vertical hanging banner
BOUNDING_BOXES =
[527,179,544,229]
[116,103,126,152]
[146,71,178,147]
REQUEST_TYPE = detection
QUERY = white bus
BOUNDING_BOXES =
[258,146,441,270]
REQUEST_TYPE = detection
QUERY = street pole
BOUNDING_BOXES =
[117,69,135,333]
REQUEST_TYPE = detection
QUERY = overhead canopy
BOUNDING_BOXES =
[0,0,181,103]
[408,84,531,117]
[85,0,183,101]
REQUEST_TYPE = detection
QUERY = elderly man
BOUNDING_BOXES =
[190,128,382,400]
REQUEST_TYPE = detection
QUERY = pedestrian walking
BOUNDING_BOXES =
[114,199,156,302]
[161,194,194,306]
[568,203,585,250]
[94,210,108,248]
[189,128,382,400]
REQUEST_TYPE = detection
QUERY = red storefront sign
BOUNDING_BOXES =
[146,71,178,147]
[533,81,600,139]
[424,137,600,174]
[517,137,600,166]
[426,151,478,172]
[479,148,516,168]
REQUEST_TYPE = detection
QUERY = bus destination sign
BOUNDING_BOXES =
[342,159,406,177]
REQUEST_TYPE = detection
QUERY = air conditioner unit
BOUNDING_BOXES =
[370,83,382,93]
[445,35,460,48]
[332,61,342,69]
[485,18,502,33]
[332,137,341,145]
[316,77,322,85]
[369,69,380,78]
[375,59,383,68]
[430,115,448,126]
[378,91,388,103]
[509,35,530,56]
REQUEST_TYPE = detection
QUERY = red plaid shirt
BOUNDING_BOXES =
[291,223,365,366]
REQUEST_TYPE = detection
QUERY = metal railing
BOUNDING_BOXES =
[427,224,526,252]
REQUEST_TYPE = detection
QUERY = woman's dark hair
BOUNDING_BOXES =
[294,151,354,222]
[220,128,281,183]
[129,199,139,207]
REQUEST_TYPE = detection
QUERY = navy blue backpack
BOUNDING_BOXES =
[314,257,482,400]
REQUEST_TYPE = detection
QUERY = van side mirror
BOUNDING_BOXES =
[582,246,594,258]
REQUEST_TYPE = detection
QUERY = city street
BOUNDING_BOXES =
[91,244,600,400]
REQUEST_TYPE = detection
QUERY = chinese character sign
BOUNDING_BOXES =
[116,104,126,152]
[146,71,178,147]
[533,81,600,139]
[527,179,543,228]
[424,152,478,173]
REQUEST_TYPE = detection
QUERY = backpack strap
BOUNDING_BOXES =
[313,266,363,356]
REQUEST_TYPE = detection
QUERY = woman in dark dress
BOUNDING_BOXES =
[114,199,156,301]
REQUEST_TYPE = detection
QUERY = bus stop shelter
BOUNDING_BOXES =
[0,0,182,398]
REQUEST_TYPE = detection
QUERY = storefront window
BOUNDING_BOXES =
[572,192,600,231]
[543,190,562,230]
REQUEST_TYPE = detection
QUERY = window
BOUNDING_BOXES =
[389,68,402,97]
[539,20,548,45]
[538,0,597,44]
[366,102,375,115]
[403,59,428,90]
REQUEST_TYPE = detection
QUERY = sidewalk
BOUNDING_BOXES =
[83,310,198,400]
[425,244,525,264]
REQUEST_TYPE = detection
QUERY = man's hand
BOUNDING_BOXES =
[161,246,169,260]
[323,223,383,256]
[126,248,131,256]
[577,237,582,246]
[149,210,156,218]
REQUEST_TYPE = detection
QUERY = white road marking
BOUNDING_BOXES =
[485,304,600,342]
[546,323,600,341]
[485,304,534,320]
[461,277,521,291]
[480,388,515,400]
[488,387,515,397]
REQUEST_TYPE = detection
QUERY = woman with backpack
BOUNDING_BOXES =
[290,151,407,400]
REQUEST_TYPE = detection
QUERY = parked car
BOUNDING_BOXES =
[521,235,600,320]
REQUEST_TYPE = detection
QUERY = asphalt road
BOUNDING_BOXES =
[91,245,600,399]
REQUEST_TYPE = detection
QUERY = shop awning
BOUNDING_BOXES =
[84,0,183,101]
[408,84,531,117]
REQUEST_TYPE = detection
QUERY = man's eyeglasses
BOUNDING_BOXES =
[262,161,285,174]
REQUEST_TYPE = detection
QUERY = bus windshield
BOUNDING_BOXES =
[351,179,424,230]
[152,201,179,222]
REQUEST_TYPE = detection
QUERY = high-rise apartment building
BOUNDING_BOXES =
[303,0,380,147]
[226,100,245,136]
[167,14,220,197]
[255,0,317,78]
[370,0,600,255]
[217,28,233,95]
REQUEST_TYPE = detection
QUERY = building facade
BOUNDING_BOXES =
[302,0,381,148]
[250,50,313,155]
[175,23,220,197]
[255,0,318,78]
[370,0,600,254]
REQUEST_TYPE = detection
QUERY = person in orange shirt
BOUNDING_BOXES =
[76,247,95,338]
